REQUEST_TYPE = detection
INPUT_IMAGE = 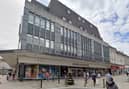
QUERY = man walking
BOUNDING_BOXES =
[91,72,97,87]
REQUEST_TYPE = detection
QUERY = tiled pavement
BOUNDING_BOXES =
[0,75,129,89]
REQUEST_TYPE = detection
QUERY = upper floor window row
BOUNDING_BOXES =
[60,26,77,40]
[28,13,55,32]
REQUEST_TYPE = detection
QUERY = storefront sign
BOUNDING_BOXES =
[72,63,89,67]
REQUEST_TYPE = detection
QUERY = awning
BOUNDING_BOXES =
[111,65,125,70]
[0,61,12,70]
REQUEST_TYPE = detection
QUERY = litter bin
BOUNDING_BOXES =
[65,73,74,85]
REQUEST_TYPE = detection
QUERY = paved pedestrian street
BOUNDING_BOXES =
[0,75,129,89]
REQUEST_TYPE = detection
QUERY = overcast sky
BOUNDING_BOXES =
[0,0,129,55]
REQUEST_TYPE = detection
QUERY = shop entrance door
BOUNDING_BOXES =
[70,68,84,78]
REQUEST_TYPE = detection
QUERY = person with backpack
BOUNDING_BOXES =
[91,72,97,87]
[106,77,118,89]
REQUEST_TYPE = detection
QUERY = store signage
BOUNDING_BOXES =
[72,63,89,67]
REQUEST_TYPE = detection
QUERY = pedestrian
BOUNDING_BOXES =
[45,71,50,80]
[12,72,15,80]
[97,73,101,78]
[91,72,97,87]
[126,71,129,76]
[84,72,90,87]
[106,77,118,89]
[8,72,12,80]
[0,76,1,84]
[105,71,112,82]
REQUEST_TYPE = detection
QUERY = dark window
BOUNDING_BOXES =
[40,28,45,38]
[33,26,39,37]
[33,45,39,52]
[45,30,50,40]
[27,23,33,35]
[26,43,32,51]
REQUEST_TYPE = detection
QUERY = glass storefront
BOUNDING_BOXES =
[24,64,38,79]
[19,63,108,80]
[38,65,59,79]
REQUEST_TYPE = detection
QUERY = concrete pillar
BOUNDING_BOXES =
[91,40,94,60]
[101,44,104,62]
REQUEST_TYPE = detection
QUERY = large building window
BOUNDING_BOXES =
[40,29,45,38]
[34,26,39,37]
[60,43,64,51]
[50,41,54,49]
[45,39,50,48]
[60,26,64,36]
[94,41,102,60]
[40,38,44,47]
[68,45,70,52]
[68,30,70,38]
[26,43,32,50]
[71,31,74,39]
[27,23,33,35]
[35,16,40,26]
[64,45,67,52]
[46,20,50,30]
[40,18,45,28]
[28,13,34,24]
[103,46,109,61]
[51,22,55,32]
[64,28,67,37]
[71,46,73,54]
[33,45,39,52]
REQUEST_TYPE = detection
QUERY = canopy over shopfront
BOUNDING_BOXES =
[111,65,125,71]
[0,56,12,70]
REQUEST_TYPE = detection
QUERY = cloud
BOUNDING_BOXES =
[59,0,129,55]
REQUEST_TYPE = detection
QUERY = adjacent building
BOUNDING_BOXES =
[109,46,129,75]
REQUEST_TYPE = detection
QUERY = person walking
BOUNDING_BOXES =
[106,77,118,89]
[91,72,97,87]
[84,72,88,87]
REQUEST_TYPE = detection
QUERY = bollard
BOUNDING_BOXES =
[84,78,87,87]
[58,76,60,84]
[103,78,105,88]
[40,79,43,88]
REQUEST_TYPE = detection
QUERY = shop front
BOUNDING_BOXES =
[18,52,110,80]
[111,65,125,75]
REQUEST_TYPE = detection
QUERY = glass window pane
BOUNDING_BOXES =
[71,46,73,53]
[68,30,70,38]
[68,45,70,52]
[40,18,45,28]
[40,38,44,46]
[71,31,74,39]
[35,16,40,26]
[28,13,34,24]
[45,39,49,48]
[64,45,67,52]
[60,27,64,35]
[46,20,50,30]
[74,47,76,54]
[51,23,55,32]
[40,29,45,38]
[64,28,67,37]
[27,23,33,35]
[61,43,63,50]
[26,43,32,50]
[34,26,39,37]
[50,41,54,49]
